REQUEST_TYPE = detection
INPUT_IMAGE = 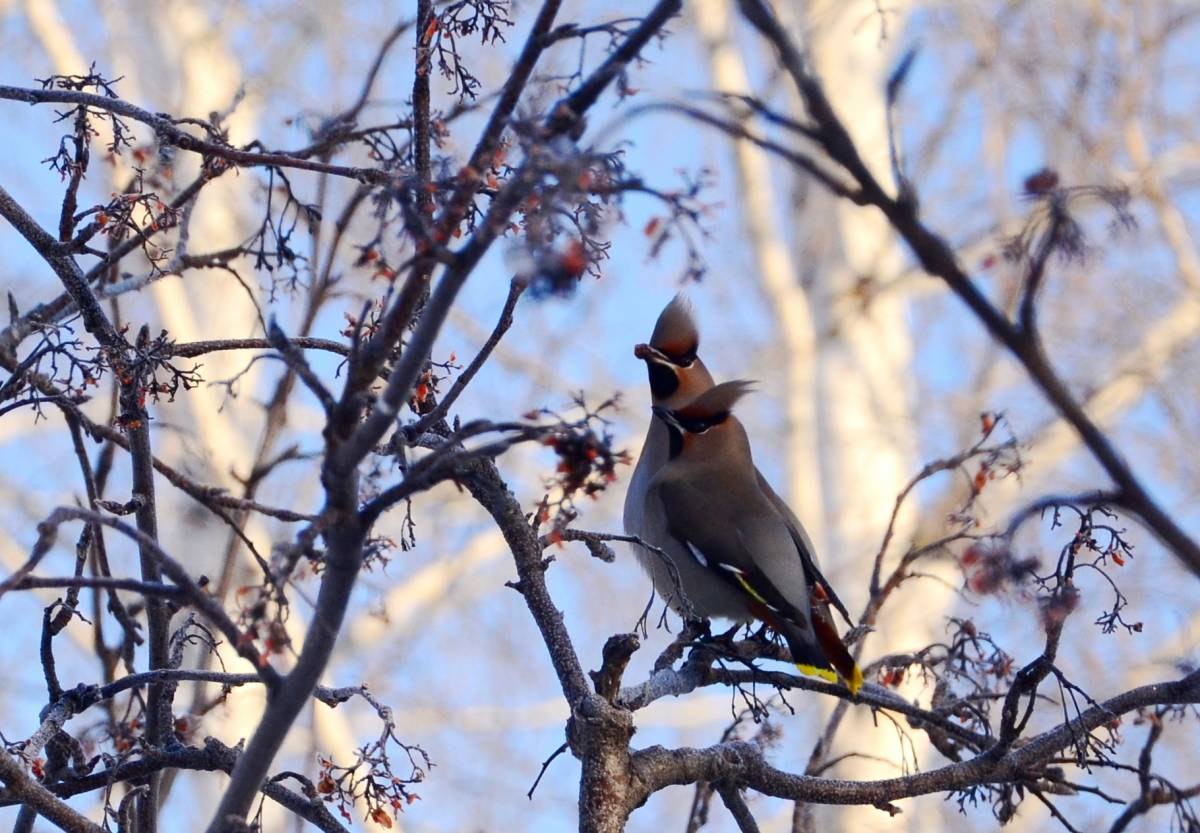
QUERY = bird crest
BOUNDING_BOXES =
[648,293,700,362]
[653,380,756,443]
[672,380,755,424]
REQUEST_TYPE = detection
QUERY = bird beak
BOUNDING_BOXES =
[634,343,671,365]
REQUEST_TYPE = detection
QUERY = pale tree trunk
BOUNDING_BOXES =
[780,5,1008,832]
[695,3,956,832]
[117,8,279,826]
[141,0,262,493]
[784,0,917,577]
[23,0,87,76]
[693,0,826,546]
[138,6,393,831]
[789,5,934,831]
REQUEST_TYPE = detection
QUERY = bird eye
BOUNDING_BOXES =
[682,411,728,434]
[673,348,698,367]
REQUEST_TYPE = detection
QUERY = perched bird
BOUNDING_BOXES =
[648,381,863,694]
[625,297,832,617]
[623,295,717,613]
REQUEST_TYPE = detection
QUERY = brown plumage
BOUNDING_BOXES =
[649,381,863,694]
[624,296,723,615]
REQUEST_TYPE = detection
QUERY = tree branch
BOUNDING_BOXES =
[0,85,393,183]
[632,669,1200,809]
[730,0,1200,578]
[0,749,103,833]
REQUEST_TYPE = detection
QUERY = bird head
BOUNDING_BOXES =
[652,380,756,456]
[634,294,714,407]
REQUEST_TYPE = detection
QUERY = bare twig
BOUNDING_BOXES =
[730,0,1200,577]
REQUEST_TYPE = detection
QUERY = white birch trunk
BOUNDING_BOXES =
[695,3,952,831]
[693,0,826,547]
[789,6,930,830]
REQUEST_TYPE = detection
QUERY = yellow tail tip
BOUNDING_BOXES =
[795,663,864,695]
[795,663,839,685]
[846,665,864,696]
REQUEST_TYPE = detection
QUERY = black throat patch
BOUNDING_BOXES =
[647,361,680,400]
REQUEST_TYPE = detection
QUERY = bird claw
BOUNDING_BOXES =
[690,620,742,651]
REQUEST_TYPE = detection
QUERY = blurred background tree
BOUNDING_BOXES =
[0,1,1198,832]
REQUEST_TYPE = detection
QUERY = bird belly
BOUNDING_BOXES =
[623,421,667,538]
[625,423,751,621]
[631,507,754,623]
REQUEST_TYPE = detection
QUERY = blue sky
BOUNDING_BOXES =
[2,2,1199,832]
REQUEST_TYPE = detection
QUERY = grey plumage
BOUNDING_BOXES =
[624,296,846,625]
[648,381,862,693]
[623,295,718,617]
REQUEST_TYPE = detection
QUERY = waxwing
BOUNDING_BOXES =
[623,295,716,608]
[648,381,863,694]
[624,297,829,626]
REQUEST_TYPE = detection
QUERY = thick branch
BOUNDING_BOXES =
[0,740,348,833]
[0,184,123,351]
[632,670,1200,808]
[203,500,364,831]
[0,172,214,359]
[457,455,591,703]
[0,750,103,833]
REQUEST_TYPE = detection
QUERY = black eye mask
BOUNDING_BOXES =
[658,408,728,458]
[647,361,680,400]
[677,411,728,434]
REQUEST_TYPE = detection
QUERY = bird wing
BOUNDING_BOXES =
[755,470,854,627]
[658,475,861,692]
[656,476,821,628]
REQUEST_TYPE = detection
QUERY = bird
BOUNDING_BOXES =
[647,380,863,694]
[623,295,719,615]
[625,297,835,618]
[623,297,861,690]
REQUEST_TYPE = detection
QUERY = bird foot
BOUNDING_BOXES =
[680,617,711,639]
[692,621,742,652]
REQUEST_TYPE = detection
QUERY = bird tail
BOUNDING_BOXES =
[780,616,863,695]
